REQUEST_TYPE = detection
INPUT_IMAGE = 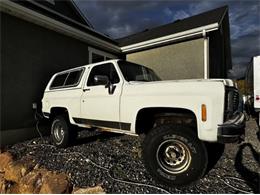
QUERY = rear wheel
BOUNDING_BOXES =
[51,115,75,148]
[143,124,208,186]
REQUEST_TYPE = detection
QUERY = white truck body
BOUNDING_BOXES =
[42,59,244,143]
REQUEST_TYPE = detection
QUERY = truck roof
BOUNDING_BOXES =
[55,59,120,75]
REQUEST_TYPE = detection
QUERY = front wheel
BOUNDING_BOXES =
[142,124,208,186]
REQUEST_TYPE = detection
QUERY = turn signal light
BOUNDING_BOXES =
[201,104,207,122]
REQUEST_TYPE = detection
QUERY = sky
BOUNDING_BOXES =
[74,0,260,78]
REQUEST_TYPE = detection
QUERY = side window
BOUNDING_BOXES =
[50,73,68,88]
[65,69,84,86]
[87,63,120,86]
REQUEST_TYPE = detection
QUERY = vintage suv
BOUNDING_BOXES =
[42,59,245,186]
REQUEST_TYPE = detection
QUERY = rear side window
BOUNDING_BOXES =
[50,68,84,89]
[65,69,84,86]
[50,73,68,88]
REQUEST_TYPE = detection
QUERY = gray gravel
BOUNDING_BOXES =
[6,119,260,193]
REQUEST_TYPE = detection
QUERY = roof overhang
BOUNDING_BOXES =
[69,0,94,28]
[120,23,219,53]
[0,0,121,53]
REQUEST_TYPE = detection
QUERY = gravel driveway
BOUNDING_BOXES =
[6,119,260,193]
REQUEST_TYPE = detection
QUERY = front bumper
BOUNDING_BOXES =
[217,112,245,143]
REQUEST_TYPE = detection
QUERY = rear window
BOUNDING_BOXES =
[50,73,68,88]
[65,69,84,86]
[50,68,84,89]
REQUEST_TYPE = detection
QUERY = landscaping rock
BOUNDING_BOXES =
[18,170,43,194]
[4,163,28,183]
[4,155,36,183]
[8,183,20,194]
[73,185,105,194]
[0,152,13,172]
[39,171,70,194]
[0,173,6,193]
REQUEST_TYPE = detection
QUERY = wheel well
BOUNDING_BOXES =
[135,107,197,135]
[50,107,69,120]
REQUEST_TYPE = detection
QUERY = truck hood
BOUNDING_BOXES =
[129,79,235,87]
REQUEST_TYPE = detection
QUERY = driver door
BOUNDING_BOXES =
[80,62,123,129]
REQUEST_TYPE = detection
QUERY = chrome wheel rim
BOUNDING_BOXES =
[53,121,65,144]
[156,139,192,174]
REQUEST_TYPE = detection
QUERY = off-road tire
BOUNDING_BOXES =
[51,115,72,148]
[143,124,208,186]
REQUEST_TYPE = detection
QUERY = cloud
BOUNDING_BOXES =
[231,29,260,65]
[188,0,223,15]
[163,7,172,17]
[74,0,165,38]
[106,25,133,38]
[172,10,190,20]
[228,64,248,79]
[228,28,260,78]
[163,8,190,21]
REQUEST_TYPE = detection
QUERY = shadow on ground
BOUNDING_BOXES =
[205,143,225,174]
[235,142,260,193]
[72,131,123,146]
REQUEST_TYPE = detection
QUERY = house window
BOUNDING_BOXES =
[89,47,117,63]
[92,53,105,63]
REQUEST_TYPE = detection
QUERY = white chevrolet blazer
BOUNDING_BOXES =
[42,59,245,186]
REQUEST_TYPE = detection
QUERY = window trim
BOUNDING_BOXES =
[86,63,120,87]
[50,67,85,90]
[88,47,117,64]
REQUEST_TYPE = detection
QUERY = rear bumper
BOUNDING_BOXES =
[217,112,245,143]
[43,112,50,119]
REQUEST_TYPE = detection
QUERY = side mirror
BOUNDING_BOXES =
[94,75,109,86]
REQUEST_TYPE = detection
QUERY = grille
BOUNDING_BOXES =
[233,90,239,111]
[224,87,239,120]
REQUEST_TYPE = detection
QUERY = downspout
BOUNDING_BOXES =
[203,30,209,79]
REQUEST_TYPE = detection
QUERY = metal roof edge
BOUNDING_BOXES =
[219,5,229,25]
[121,23,219,53]
[69,0,94,28]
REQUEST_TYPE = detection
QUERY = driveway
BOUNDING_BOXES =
[6,119,260,193]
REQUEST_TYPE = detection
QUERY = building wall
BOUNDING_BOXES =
[126,38,204,80]
[0,12,118,145]
[209,29,224,78]
[209,13,232,78]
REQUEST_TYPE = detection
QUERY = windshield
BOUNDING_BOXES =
[118,60,161,82]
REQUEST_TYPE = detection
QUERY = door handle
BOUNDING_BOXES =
[83,88,90,92]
